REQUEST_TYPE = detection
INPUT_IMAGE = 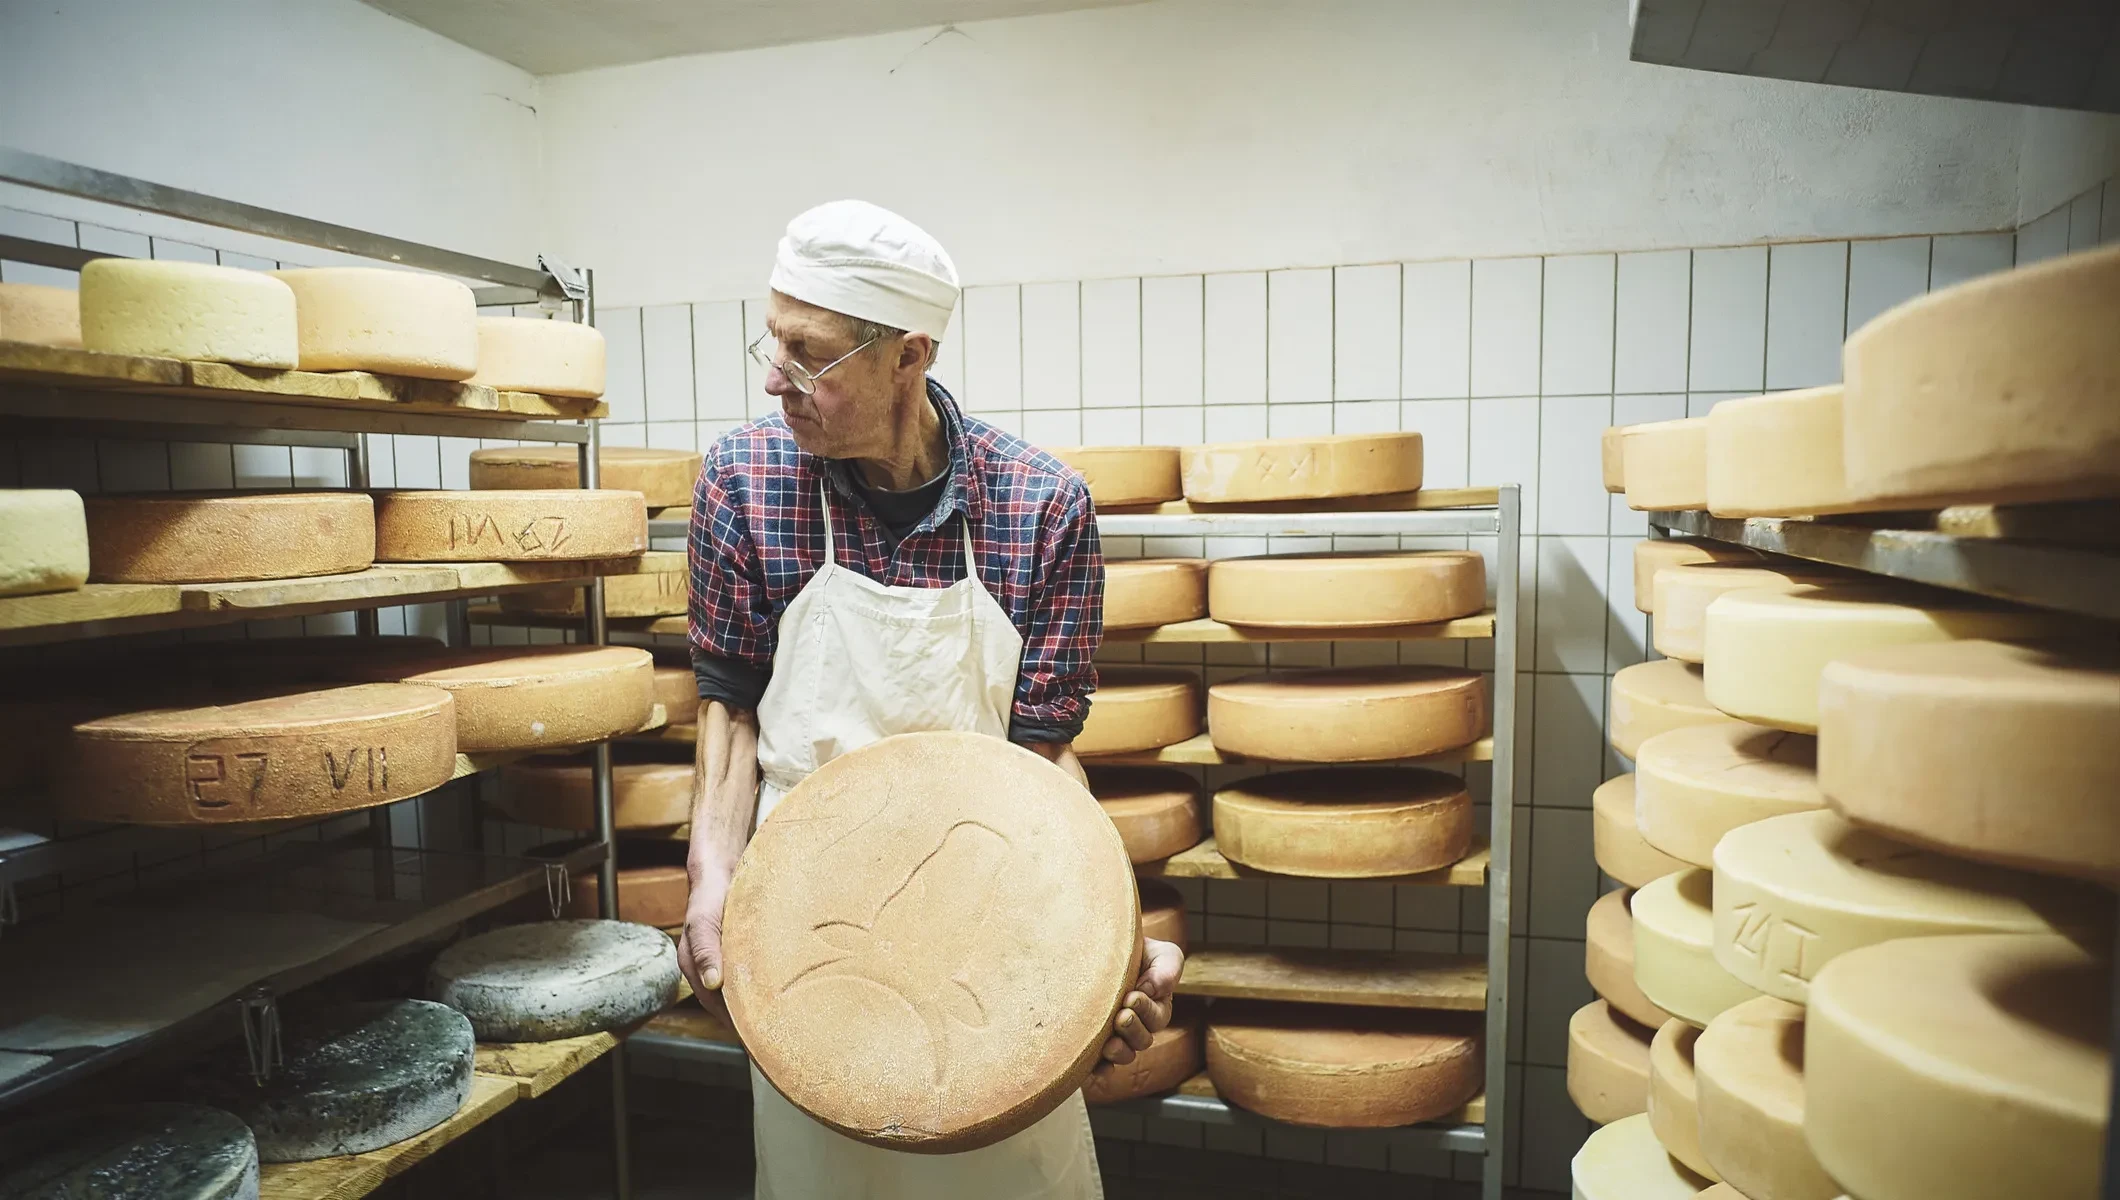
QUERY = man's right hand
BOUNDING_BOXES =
[677,862,733,1020]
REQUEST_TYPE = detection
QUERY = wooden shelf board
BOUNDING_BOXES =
[0,582,182,632]
[1145,835,1488,887]
[1176,947,1486,1011]
[642,1000,742,1047]
[475,1031,621,1100]
[1108,612,1494,643]
[1084,733,1493,768]
[256,1073,517,1200]
[1171,1071,1484,1126]
[1101,488,1500,515]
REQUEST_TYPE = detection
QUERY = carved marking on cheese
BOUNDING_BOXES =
[449,512,506,550]
[512,515,571,555]
[324,746,390,793]
[185,749,269,812]
[1727,901,1820,983]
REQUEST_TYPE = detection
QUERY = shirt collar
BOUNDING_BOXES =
[819,377,985,534]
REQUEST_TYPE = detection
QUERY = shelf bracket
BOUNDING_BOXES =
[239,989,283,1085]
[538,254,590,302]
[544,860,572,919]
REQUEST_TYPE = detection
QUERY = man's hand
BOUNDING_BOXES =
[676,862,733,1020]
[1024,739,1088,788]
[1094,935,1184,1070]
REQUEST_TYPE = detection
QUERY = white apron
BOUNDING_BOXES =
[745,482,1103,1200]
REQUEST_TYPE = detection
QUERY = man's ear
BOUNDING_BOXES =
[898,332,936,378]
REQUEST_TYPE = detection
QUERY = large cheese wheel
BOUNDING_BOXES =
[372,489,647,562]
[1817,639,2120,883]
[1138,878,1188,951]
[464,316,607,398]
[1208,666,1484,762]
[0,1103,258,1199]
[1586,887,1677,1029]
[1047,445,1182,506]
[1710,810,2101,1004]
[1568,999,1656,1125]
[466,446,702,510]
[1102,558,1207,629]
[1634,538,1767,613]
[495,745,693,829]
[1205,1001,1481,1128]
[1205,551,1485,628]
[1082,1005,1203,1104]
[1694,997,1838,1200]
[498,570,687,618]
[430,919,679,1041]
[0,281,82,348]
[652,662,700,726]
[1651,565,1837,663]
[58,684,457,824]
[1076,666,1200,755]
[1623,419,1709,511]
[1634,725,1822,868]
[1706,386,1884,518]
[270,267,478,379]
[1648,1019,1721,1182]
[1804,934,2109,1200]
[83,491,374,583]
[528,838,691,927]
[1608,660,1740,760]
[1702,585,2078,734]
[722,732,1138,1152]
[1571,1113,1713,1200]
[1632,868,1762,1028]
[1593,776,1688,892]
[1180,433,1422,503]
[1086,766,1202,862]
[79,259,298,368]
[1842,243,2120,507]
[1601,426,1627,493]
[1212,767,1472,878]
[0,489,89,596]
[346,645,654,752]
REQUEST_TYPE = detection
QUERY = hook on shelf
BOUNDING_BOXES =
[239,989,282,1086]
[544,860,571,919]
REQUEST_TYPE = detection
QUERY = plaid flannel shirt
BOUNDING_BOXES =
[686,378,1103,739]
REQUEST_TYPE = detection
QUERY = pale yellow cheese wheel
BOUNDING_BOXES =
[498,571,687,618]
[1206,1000,1482,1128]
[1205,551,1485,628]
[1102,558,1207,629]
[1076,666,1201,755]
[343,644,655,752]
[1571,1113,1713,1200]
[1694,996,1839,1200]
[1212,767,1472,878]
[1651,565,1837,664]
[270,267,478,379]
[0,281,81,348]
[1608,660,1740,760]
[1842,243,2120,507]
[1601,426,1627,493]
[1634,724,1822,869]
[1710,809,2102,1004]
[495,745,695,830]
[1804,934,2109,1200]
[1623,419,1708,511]
[1207,666,1485,762]
[1180,433,1422,503]
[79,259,298,368]
[1046,445,1182,506]
[1648,1019,1721,1182]
[1817,638,2120,884]
[1086,766,1203,863]
[372,489,648,562]
[0,489,89,596]
[466,446,702,510]
[1706,386,1903,518]
[1633,538,1767,614]
[1568,999,1656,1125]
[1586,886,1677,1030]
[1632,868,1762,1028]
[464,316,607,398]
[1594,776,1689,892]
[82,491,374,583]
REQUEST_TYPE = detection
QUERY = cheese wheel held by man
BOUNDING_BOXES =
[1180,432,1421,503]
[1074,666,1200,755]
[1213,766,1471,877]
[1085,766,1201,862]
[1205,1000,1481,1128]
[79,259,298,368]
[1206,551,1484,628]
[83,491,374,583]
[271,267,478,380]
[467,445,702,509]
[1101,558,1206,629]
[1208,665,1484,762]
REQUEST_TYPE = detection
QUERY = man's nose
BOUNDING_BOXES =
[763,363,795,397]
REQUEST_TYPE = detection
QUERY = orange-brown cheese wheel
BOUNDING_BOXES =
[1082,1005,1203,1104]
[1208,666,1485,762]
[1103,558,1208,629]
[558,840,691,927]
[346,645,654,752]
[56,683,456,824]
[1206,1000,1482,1128]
[1586,886,1677,1030]
[1608,659,1739,760]
[372,489,647,562]
[1076,666,1201,755]
[498,571,687,618]
[1568,998,1657,1125]
[1212,767,1472,878]
[1138,877,1188,951]
[651,664,700,727]
[466,446,702,509]
[1206,551,1485,628]
[1087,766,1203,862]
[0,281,82,348]
[495,745,695,830]
[1593,775,1688,891]
[1181,433,1423,503]
[1047,445,1183,507]
[82,491,374,583]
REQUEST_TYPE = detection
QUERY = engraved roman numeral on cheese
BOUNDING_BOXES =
[511,515,571,555]
[324,746,390,793]
[1726,900,1818,985]
[1251,445,1317,482]
[185,748,271,813]
[448,511,507,550]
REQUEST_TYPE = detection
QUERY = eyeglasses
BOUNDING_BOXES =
[747,330,879,396]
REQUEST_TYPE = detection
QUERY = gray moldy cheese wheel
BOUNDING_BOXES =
[1586,886,1676,1030]
[1102,558,1207,629]
[1567,999,1655,1126]
[57,683,456,825]
[499,571,688,618]
[83,491,374,583]
[1694,996,1839,1200]
[1087,766,1202,862]
[1047,445,1183,506]
[1208,665,1484,762]
[1592,775,1688,892]
[1205,1000,1481,1128]
[1212,766,1472,878]
[496,742,694,830]
[1082,1005,1203,1105]
[429,919,680,1042]
[372,489,648,562]
[195,1000,473,1162]
[1647,1019,1721,1182]
[1181,432,1423,503]
[1206,551,1485,629]
[1076,666,1201,755]
[722,731,1138,1153]
[528,838,691,928]
[467,446,702,509]
[347,645,655,752]
[0,1103,258,1199]
[1138,878,1188,951]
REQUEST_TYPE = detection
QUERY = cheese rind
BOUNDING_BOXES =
[466,446,702,509]
[1651,565,1835,664]
[1180,433,1422,503]
[1648,1019,1721,1182]
[1694,996,1838,1200]
[372,489,647,562]
[1634,725,1822,869]
[1634,538,1766,614]
[1570,1113,1712,1200]
[1103,558,1208,629]
[1586,886,1677,1029]
[83,491,374,583]
[1212,767,1472,878]
[1601,427,1627,493]
[1707,386,1895,518]
[1710,810,2101,1004]
[464,316,607,398]
[1206,551,1485,628]
[79,259,298,368]
[499,571,687,618]
[0,489,89,596]
[1567,999,1656,1125]
[0,281,82,348]
[1608,660,1739,760]
[345,645,655,752]
[0,1103,258,1199]
[1047,445,1183,506]
[651,663,700,727]
[429,919,680,1041]
[498,749,695,830]
[1593,776,1689,892]
[1623,419,1709,511]
[1632,869,1761,1028]
[270,267,478,380]
[1139,878,1188,951]
[1206,1001,1482,1127]
[1082,1007,1203,1104]
[1208,666,1485,762]
[1087,766,1203,862]
[1076,666,1201,755]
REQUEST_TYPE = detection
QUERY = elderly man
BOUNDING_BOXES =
[677,199,1184,1198]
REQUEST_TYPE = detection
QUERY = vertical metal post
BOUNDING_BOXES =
[1482,485,1520,1200]
[348,435,380,639]
[2104,933,2119,1200]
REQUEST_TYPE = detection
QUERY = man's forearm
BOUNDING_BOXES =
[1025,738,1087,787]
[690,700,760,877]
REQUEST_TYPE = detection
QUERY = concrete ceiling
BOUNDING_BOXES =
[363,0,1152,74]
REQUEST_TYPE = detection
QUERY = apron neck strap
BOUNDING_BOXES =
[817,478,980,582]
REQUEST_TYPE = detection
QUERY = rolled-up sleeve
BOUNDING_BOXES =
[687,444,777,673]
[1009,480,1103,743]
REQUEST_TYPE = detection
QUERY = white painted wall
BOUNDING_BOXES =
[2018,106,2120,226]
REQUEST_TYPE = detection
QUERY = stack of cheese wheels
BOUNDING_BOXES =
[372,489,648,562]
[1212,767,1472,878]
[463,316,607,398]
[1180,432,1422,503]
[1601,426,1628,493]
[1693,996,1839,1200]
[1622,418,1709,511]
[82,491,374,583]
[496,743,694,830]
[0,1103,260,1198]
[1817,638,2120,883]
[1571,1113,1711,1199]
[78,259,299,367]
[1085,766,1202,862]
[1608,659,1739,760]
[1205,1001,1481,1127]
[1137,878,1188,950]
[1101,558,1207,629]
[0,281,82,347]
[1568,998,1657,1125]
[271,267,478,379]
[1631,868,1761,1028]
[1842,243,2120,508]
[1647,1019,1721,1182]
[1585,888,1674,1030]
[345,645,654,751]
[499,570,688,618]
[1205,551,1485,628]
[1075,665,1200,755]
[466,446,703,510]
[1592,776,1687,890]
[1701,584,2078,733]
[1633,538,1768,614]
[0,490,89,596]
[1710,810,2100,1005]
[649,656,701,726]
[528,837,691,928]
[1046,445,1182,506]
[430,919,681,1041]
[1081,1004,1203,1105]
[1651,563,1838,663]
[1705,385,1897,518]
[1804,933,2109,1200]
[1633,724,1823,868]
[1207,665,1484,761]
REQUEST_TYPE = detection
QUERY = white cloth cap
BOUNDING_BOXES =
[768,200,960,340]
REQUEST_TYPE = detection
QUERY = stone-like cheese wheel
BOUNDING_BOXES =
[1805,934,2109,1200]
[1138,878,1188,951]
[1651,564,1836,664]
[499,571,688,618]
[0,1103,258,1199]
[1647,1019,1721,1182]
[0,281,82,348]
[58,683,456,824]
[80,258,298,368]
[429,919,680,1042]
[1623,418,1708,511]
[466,445,703,510]
[1076,666,1200,755]
[1206,551,1485,628]
[723,732,1138,1153]
[1632,868,1761,1028]
[1082,1005,1203,1105]
[1607,660,1739,761]
[1047,445,1182,506]
[83,491,375,583]
[0,489,89,596]
[1571,1112,1712,1200]
[496,744,694,830]
[1633,537,1766,614]
[1586,887,1676,1030]
[350,645,655,752]
[1205,1000,1481,1128]
[1706,386,1896,518]
[373,489,647,562]
[271,267,478,380]
[1634,724,1822,869]
[1694,996,1838,1200]
[1212,767,1472,878]
[464,316,608,398]
[1102,558,1207,629]
[1087,766,1202,862]
[1567,999,1656,1125]
[528,838,691,928]
[1208,665,1484,762]
[1601,426,1628,493]
[1592,776,1688,892]
[652,662,701,727]
[1180,433,1422,503]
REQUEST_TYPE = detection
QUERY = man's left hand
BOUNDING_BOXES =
[1095,935,1183,1069]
